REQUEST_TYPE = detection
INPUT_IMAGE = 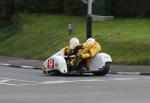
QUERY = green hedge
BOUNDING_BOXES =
[63,0,86,16]
[1,0,150,26]
[20,0,86,15]
[19,0,63,13]
[19,0,150,17]
[0,0,16,26]
[112,0,150,18]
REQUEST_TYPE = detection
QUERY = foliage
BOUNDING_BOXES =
[20,0,63,13]
[0,0,16,27]
[63,0,87,16]
[112,0,150,18]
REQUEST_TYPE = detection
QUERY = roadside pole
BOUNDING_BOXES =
[83,0,94,39]
[87,14,92,39]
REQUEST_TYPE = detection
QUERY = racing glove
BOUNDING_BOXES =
[81,53,91,59]
[71,45,83,55]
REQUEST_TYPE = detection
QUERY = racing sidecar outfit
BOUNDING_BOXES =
[42,38,112,75]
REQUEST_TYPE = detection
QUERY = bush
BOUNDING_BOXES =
[0,0,16,27]
[63,0,87,16]
[112,0,150,18]
[20,0,86,16]
[20,0,63,13]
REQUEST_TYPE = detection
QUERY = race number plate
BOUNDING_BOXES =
[47,59,55,69]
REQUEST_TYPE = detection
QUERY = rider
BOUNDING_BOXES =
[64,37,80,56]
[71,38,101,68]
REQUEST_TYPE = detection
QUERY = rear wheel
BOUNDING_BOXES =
[93,63,110,76]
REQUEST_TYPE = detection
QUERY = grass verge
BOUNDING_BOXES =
[0,13,150,65]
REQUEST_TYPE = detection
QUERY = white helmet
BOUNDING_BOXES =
[70,38,80,49]
[86,38,96,45]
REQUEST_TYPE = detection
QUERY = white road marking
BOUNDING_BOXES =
[2,78,38,83]
[21,66,33,69]
[0,63,11,66]
[0,76,150,87]
[0,80,10,83]
[41,80,75,84]
[144,77,150,79]
[110,78,137,81]
[13,80,106,86]
[75,79,106,82]
[0,83,17,86]
[0,77,38,86]
[116,72,141,75]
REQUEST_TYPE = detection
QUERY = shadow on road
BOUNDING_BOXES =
[42,73,107,77]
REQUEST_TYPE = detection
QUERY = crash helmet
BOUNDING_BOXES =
[86,38,96,45]
[70,37,80,49]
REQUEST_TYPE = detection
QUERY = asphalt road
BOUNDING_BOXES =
[0,66,150,103]
[1,55,150,73]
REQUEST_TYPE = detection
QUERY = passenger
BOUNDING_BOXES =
[71,38,101,68]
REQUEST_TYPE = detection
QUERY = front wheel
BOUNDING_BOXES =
[41,65,47,74]
[48,70,61,76]
[93,63,110,76]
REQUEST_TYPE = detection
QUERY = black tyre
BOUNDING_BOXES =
[41,66,47,74]
[93,63,110,76]
[48,70,61,76]
[42,70,47,74]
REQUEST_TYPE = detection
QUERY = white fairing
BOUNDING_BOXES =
[43,50,112,73]
[89,53,112,71]
[43,51,68,73]
[53,50,64,57]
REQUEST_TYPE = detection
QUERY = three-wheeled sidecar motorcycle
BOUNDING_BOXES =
[42,50,112,76]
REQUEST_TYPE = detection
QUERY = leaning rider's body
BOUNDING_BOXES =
[71,38,101,68]
[63,37,80,56]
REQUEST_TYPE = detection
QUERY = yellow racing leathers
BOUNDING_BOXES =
[64,46,72,56]
[74,42,101,68]
[63,44,82,56]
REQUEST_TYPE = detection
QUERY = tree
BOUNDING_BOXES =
[0,0,16,27]
[63,0,87,16]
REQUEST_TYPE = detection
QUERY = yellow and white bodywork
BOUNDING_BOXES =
[42,49,112,75]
